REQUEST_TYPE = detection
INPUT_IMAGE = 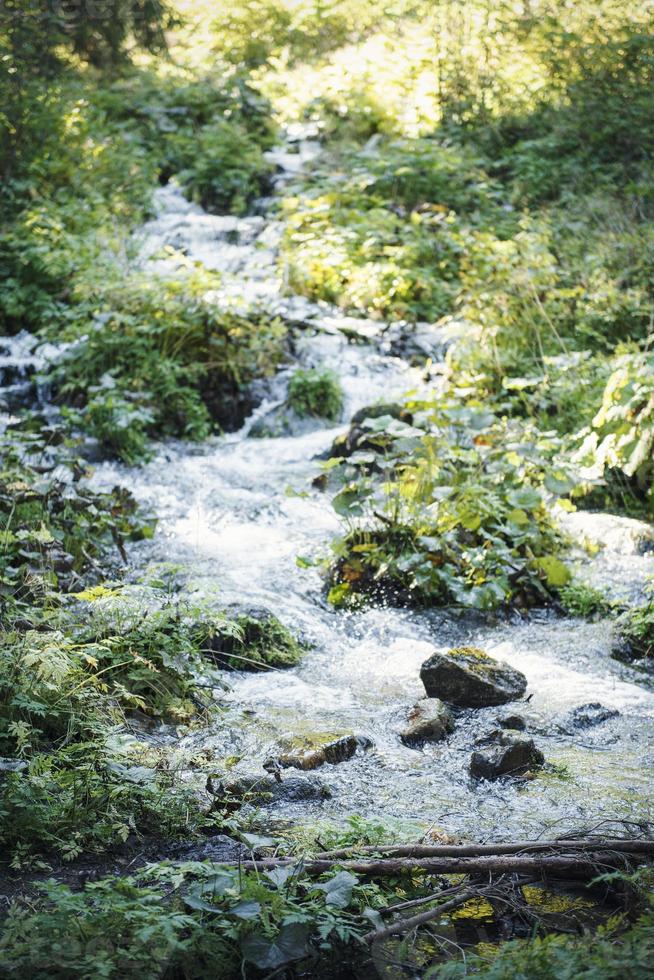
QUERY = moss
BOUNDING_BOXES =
[521,886,595,915]
[210,610,305,670]
[449,646,490,662]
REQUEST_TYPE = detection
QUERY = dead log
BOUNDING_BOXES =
[311,837,654,862]
[241,850,638,877]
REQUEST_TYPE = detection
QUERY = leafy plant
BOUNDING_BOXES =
[558,580,616,619]
[324,396,576,610]
[576,350,654,510]
[288,368,344,420]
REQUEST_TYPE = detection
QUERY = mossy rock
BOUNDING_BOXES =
[469,733,544,780]
[205,606,305,671]
[400,698,454,747]
[271,732,359,770]
[420,646,527,707]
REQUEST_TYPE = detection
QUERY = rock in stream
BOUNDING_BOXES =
[400,698,454,747]
[420,646,528,707]
[470,732,545,781]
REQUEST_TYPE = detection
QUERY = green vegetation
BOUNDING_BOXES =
[558,580,616,620]
[325,398,575,610]
[207,608,306,669]
[295,0,654,605]
[288,367,344,420]
[282,140,504,320]
[435,904,654,979]
[614,584,654,661]
[0,859,380,978]
[52,278,286,461]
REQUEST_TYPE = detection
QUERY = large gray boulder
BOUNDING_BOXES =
[400,698,454,747]
[420,646,527,708]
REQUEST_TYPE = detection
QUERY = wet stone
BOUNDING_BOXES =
[470,733,545,781]
[166,834,246,864]
[270,733,359,771]
[565,702,620,729]
[400,698,454,747]
[420,646,528,708]
[223,773,332,803]
[496,713,527,731]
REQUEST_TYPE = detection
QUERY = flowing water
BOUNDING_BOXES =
[14,133,654,841]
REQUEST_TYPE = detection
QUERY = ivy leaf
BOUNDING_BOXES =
[507,487,541,510]
[533,555,571,587]
[312,871,358,909]
[241,923,310,969]
[231,900,261,920]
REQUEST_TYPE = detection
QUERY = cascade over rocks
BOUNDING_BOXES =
[400,698,454,747]
[470,732,545,780]
[420,646,528,708]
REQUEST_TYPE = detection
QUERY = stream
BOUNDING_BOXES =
[4,132,654,843]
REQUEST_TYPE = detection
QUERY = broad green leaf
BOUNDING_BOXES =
[241,923,310,969]
[507,487,541,510]
[533,556,571,587]
[265,866,296,888]
[231,900,261,920]
[313,870,358,909]
[332,488,369,517]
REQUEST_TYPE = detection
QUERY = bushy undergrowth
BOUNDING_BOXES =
[576,350,654,512]
[614,583,654,661]
[323,397,576,610]
[435,904,654,980]
[282,139,507,321]
[49,276,287,461]
[0,857,384,979]
[288,367,344,420]
[0,422,306,860]
[1,67,276,327]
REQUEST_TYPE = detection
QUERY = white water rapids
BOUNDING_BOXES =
[72,134,654,840]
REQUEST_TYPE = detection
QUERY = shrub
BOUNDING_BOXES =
[324,397,575,611]
[558,580,615,619]
[576,350,654,509]
[288,368,344,420]
[50,277,288,461]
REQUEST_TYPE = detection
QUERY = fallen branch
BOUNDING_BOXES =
[242,850,638,877]
[310,837,654,862]
[363,887,481,944]
[379,882,468,917]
